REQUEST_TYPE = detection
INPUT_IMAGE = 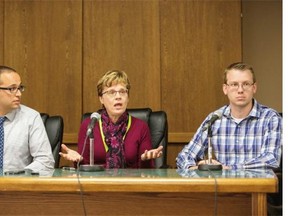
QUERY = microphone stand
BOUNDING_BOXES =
[79,129,104,172]
[198,124,222,171]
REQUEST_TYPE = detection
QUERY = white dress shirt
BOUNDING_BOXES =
[3,104,55,172]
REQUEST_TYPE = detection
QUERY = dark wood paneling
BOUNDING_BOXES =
[0,1,3,63]
[83,0,161,113]
[3,0,242,147]
[1,192,251,216]
[4,0,82,134]
[160,0,242,133]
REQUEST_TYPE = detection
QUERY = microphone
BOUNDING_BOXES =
[79,111,104,172]
[198,111,223,171]
[86,112,101,136]
[202,111,222,131]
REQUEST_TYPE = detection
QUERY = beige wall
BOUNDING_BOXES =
[242,0,282,112]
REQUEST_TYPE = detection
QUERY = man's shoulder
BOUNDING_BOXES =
[18,104,40,117]
[256,102,281,118]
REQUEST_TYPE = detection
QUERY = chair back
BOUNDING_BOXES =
[149,111,168,168]
[82,108,152,123]
[40,113,64,168]
[40,113,50,123]
[82,108,168,168]
[127,108,152,123]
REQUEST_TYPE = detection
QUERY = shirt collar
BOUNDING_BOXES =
[4,107,19,122]
[222,98,259,119]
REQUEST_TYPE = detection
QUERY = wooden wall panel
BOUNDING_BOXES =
[160,0,242,133]
[3,0,242,147]
[83,0,161,113]
[3,1,82,136]
[0,1,3,63]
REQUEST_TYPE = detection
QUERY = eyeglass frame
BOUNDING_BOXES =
[0,85,25,94]
[101,89,129,97]
[225,82,255,90]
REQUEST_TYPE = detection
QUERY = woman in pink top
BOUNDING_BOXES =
[60,70,162,168]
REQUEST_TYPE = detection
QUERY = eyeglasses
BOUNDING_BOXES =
[225,82,254,91]
[0,85,25,94]
[102,89,128,97]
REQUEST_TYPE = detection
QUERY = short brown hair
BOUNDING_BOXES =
[223,62,256,84]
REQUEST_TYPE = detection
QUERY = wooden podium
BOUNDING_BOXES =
[0,169,277,215]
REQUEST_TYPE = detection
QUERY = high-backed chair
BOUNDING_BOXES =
[82,108,168,168]
[149,111,168,168]
[40,113,64,168]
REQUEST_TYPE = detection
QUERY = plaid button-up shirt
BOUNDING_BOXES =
[176,99,282,170]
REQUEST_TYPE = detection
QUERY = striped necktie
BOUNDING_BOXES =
[0,117,6,169]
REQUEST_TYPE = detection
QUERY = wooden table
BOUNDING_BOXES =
[0,168,277,215]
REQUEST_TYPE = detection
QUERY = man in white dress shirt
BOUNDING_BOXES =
[0,65,54,172]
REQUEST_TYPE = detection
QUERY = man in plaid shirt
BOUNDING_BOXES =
[176,62,282,170]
